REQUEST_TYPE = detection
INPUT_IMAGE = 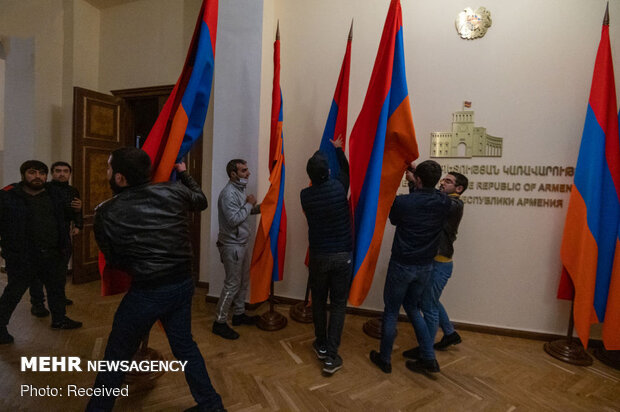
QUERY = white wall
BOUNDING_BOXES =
[0,0,65,173]
[73,0,101,90]
[98,0,189,92]
[2,38,35,185]
[262,0,620,335]
[207,0,264,292]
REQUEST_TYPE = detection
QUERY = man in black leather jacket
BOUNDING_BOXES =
[86,147,224,412]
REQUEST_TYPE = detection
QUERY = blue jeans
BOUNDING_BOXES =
[86,277,223,411]
[380,259,434,362]
[420,260,455,341]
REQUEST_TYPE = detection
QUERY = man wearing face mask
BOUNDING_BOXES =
[212,159,261,340]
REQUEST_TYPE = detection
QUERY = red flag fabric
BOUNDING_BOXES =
[250,27,287,303]
[559,6,620,349]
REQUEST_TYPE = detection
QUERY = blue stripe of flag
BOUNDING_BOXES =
[388,27,407,117]
[574,104,620,321]
[319,100,341,179]
[353,95,390,275]
[178,20,215,161]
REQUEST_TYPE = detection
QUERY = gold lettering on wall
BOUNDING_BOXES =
[400,164,574,208]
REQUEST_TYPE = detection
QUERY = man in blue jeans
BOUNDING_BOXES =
[87,148,224,412]
[301,137,352,375]
[404,171,468,360]
[369,160,451,375]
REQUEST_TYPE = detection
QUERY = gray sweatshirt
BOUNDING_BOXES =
[217,180,253,245]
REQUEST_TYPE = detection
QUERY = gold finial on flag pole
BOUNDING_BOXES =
[603,2,609,26]
[276,20,280,40]
[349,19,354,40]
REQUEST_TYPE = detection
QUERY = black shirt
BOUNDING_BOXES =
[24,190,59,251]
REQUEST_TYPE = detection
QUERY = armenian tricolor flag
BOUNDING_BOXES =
[559,5,620,350]
[318,22,352,177]
[250,24,287,304]
[303,22,353,268]
[99,0,218,296]
[348,0,419,306]
[142,0,218,183]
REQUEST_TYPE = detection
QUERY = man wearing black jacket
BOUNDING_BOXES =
[369,160,451,375]
[87,147,223,412]
[300,137,352,375]
[29,161,82,316]
[403,171,468,360]
[0,160,82,344]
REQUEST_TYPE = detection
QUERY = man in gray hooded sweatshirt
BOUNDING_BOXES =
[213,159,261,339]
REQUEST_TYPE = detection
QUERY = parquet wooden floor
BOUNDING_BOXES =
[0,278,618,411]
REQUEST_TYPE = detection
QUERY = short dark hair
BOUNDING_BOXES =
[20,160,48,176]
[414,160,442,188]
[306,151,329,184]
[449,171,468,194]
[110,147,151,186]
[51,161,72,174]
[226,159,246,178]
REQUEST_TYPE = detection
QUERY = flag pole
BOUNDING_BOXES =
[257,278,288,331]
[290,274,313,323]
[256,20,287,332]
[544,300,593,365]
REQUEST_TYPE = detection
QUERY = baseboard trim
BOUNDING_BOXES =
[196,281,209,293]
[202,292,601,346]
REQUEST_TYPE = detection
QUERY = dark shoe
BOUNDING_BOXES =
[322,355,343,374]
[406,358,440,374]
[212,321,239,340]
[232,313,260,326]
[65,298,73,306]
[31,304,50,318]
[0,327,14,344]
[51,316,82,329]
[403,346,421,359]
[312,341,328,360]
[369,350,391,373]
[434,332,462,350]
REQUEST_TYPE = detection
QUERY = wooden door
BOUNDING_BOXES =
[72,87,126,284]
[111,86,203,282]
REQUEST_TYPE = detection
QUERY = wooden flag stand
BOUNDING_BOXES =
[257,281,287,331]
[290,277,313,323]
[363,317,383,339]
[363,316,397,340]
[124,331,165,384]
[544,301,593,366]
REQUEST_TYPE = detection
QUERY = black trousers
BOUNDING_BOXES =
[0,251,66,326]
[308,251,352,357]
[29,252,69,306]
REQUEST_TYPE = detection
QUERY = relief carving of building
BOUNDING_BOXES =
[430,109,502,158]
